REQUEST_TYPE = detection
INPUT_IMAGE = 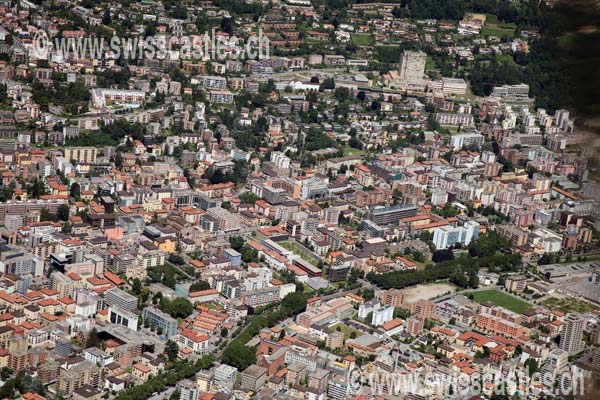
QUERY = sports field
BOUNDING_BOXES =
[469,290,532,314]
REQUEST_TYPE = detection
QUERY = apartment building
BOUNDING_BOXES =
[142,307,179,338]
[450,132,484,149]
[104,288,138,312]
[436,113,475,127]
[91,89,145,108]
[366,205,419,226]
[432,221,480,249]
[240,364,267,392]
[241,286,280,307]
[201,75,227,90]
[209,90,234,104]
[496,224,529,247]
[559,313,585,354]
[505,275,527,292]
[64,147,97,164]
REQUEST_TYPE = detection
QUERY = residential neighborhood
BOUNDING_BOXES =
[0,0,598,400]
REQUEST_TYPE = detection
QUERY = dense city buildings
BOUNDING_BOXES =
[0,1,598,400]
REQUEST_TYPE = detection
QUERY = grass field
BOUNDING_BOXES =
[330,322,363,339]
[279,241,319,266]
[482,26,515,38]
[482,14,516,38]
[469,290,532,314]
[425,57,437,71]
[484,14,517,29]
[343,145,366,156]
[542,297,596,314]
[351,33,373,46]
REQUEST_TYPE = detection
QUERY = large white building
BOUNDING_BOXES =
[358,299,395,326]
[398,50,427,84]
[430,78,468,95]
[450,132,484,149]
[108,306,139,331]
[371,305,394,326]
[209,90,234,104]
[433,220,480,249]
[437,113,475,128]
[201,75,227,90]
[270,151,291,170]
[491,83,530,98]
[91,88,145,108]
[559,313,585,354]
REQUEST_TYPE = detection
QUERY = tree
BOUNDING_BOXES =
[165,340,179,361]
[40,208,55,222]
[524,358,539,377]
[220,17,233,35]
[102,10,112,25]
[57,204,70,221]
[28,179,47,199]
[15,371,41,396]
[159,297,194,319]
[319,77,335,91]
[114,152,124,169]
[152,292,163,305]
[241,247,258,263]
[303,128,336,151]
[189,281,211,292]
[474,347,490,358]
[132,278,142,295]
[334,87,350,102]
[220,327,229,337]
[515,345,523,356]
[168,253,184,265]
[0,84,6,104]
[162,273,177,289]
[229,236,244,251]
[70,182,81,200]
[171,3,188,19]
[360,288,375,301]
[63,222,73,234]
[0,380,15,399]
[0,367,12,380]
[208,169,224,184]
[222,341,256,370]
[86,328,102,349]
[281,292,308,315]
[238,192,259,204]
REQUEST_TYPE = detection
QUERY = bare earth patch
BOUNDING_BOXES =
[401,282,457,303]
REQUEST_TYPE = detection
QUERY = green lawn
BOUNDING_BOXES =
[330,322,363,339]
[425,57,437,71]
[557,33,578,49]
[542,297,596,314]
[279,241,319,266]
[481,26,515,38]
[469,290,532,314]
[351,33,373,46]
[484,14,517,29]
[343,145,366,156]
